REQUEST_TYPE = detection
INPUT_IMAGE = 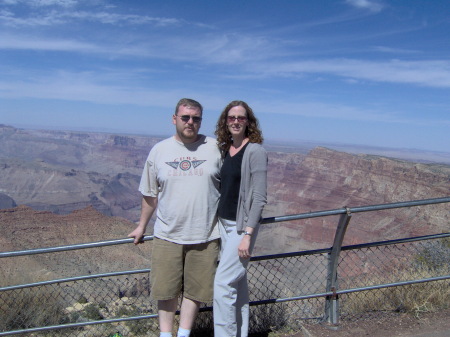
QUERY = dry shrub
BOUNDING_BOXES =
[414,237,450,271]
[343,265,450,316]
[0,287,67,331]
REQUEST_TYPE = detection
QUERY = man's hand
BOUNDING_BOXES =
[128,227,146,245]
[128,195,157,245]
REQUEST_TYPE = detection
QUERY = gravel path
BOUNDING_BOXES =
[266,309,450,337]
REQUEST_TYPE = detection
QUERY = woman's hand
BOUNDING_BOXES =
[238,235,252,259]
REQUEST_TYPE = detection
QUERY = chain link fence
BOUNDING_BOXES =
[338,237,450,322]
[1,235,448,336]
[1,198,449,336]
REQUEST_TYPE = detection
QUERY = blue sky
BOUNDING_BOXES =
[0,0,449,152]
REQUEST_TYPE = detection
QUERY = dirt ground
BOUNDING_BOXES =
[275,308,450,337]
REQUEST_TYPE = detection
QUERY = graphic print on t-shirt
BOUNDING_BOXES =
[165,159,207,176]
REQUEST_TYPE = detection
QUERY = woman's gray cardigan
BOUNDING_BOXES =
[235,143,268,231]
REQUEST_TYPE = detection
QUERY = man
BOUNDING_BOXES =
[128,98,221,337]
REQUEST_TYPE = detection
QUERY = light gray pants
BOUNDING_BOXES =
[213,218,258,337]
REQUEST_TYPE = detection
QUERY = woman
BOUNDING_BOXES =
[213,100,268,337]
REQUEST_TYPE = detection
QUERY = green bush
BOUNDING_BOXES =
[77,295,88,304]
[83,303,103,320]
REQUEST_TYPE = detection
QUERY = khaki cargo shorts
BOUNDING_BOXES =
[151,237,220,302]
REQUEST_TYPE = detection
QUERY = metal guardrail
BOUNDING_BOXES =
[0,270,151,292]
[3,197,448,259]
[1,196,449,336]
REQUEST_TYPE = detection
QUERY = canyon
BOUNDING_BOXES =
[0,124,449,283]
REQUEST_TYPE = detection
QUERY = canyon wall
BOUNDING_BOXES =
[1,125,449,261]
[259,147,449,254]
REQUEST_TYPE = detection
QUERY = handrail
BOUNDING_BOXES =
[1,196,449,258]
[0,236,154,258]
[0,269,151,292]
[2,232,448,293]
[261,196,450,224]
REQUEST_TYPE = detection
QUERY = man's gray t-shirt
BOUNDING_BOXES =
[139,135,221,244]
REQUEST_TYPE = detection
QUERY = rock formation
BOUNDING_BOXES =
[0,193,16,209]
[1,125,449,257]
[258,147,449,254]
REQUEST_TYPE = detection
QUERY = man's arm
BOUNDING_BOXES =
[127,195,158,245]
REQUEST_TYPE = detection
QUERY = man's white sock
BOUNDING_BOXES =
[177,327,191,337]
[160,332,172,337]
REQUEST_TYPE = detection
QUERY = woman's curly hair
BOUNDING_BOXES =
[215,100,263,153]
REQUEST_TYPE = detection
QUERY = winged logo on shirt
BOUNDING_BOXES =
[166,160,206,171]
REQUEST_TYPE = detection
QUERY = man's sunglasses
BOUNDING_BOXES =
[177,115,202,123]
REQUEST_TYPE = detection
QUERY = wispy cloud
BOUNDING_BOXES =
[250,58,450,88]
[2,30,449,90]
[1,0,24,5]
[372,46,420,55]
[0,0,195,28]
[345,0,384,13]
[3,0,80,7]
[33,0,78,7]
[70,11,181,26]
[254,98,450,127]
[0,34,101,52]
[0,30,276,64]
[0,9,183,27]
[0,10,62,26]
[2,67,447,128]
[0,70,179,107]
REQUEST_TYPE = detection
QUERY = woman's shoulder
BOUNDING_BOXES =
[247,142,266,153]
[245,143,268,165]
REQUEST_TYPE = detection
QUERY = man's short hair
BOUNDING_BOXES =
[175,98,203,115]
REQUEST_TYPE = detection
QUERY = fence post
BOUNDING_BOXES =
[324,207,352,325]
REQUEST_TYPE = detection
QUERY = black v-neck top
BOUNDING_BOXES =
[217,143,249,220]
